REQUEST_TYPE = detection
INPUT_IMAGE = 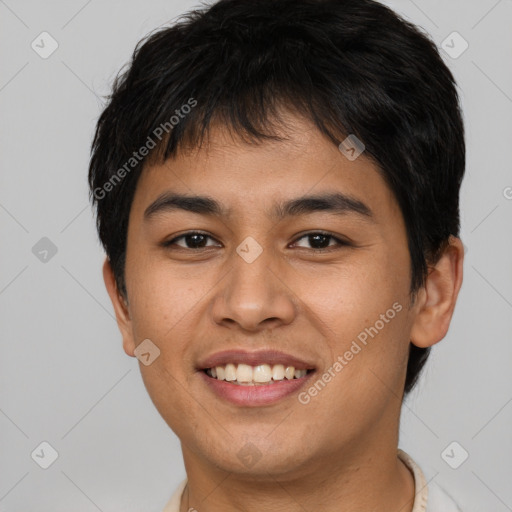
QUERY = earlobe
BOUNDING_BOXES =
[102,258,136,357]
[410,236,464,349]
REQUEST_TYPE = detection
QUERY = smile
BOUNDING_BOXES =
[204,363,312,385]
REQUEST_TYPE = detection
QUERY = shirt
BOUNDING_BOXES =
[162,449,462,512]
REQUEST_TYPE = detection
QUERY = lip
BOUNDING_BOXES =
[199,369,315,407]
[196,349,316,371]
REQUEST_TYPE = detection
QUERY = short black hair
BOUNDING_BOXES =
[88,0,465,395]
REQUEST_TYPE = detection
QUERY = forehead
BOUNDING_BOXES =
[131,114,399,224]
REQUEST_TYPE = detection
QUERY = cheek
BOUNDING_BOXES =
[297,250,407,327]
[125,257,208,342]
[297,249,411,390]
[125,268,207,430]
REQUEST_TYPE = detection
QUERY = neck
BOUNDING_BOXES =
[178,435,415,512]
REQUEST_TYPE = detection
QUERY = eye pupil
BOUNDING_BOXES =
[309,234,330,248]
[187,234,207,248]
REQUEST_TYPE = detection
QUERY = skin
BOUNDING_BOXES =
[103,111,464,512]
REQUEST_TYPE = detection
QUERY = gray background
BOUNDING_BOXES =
[1,0,511,510]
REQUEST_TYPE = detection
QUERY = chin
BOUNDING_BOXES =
[199,436,314,480]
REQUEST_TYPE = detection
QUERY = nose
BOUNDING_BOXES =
[211,243,297,332]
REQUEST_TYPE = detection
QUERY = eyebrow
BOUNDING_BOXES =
[143,192,374,222]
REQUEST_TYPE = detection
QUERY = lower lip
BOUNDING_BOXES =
[199,370,315,407]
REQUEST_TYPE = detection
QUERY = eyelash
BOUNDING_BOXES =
[162,231,350,252]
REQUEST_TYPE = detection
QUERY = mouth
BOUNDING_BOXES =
[203,364,314,385]
[197,349,317,406]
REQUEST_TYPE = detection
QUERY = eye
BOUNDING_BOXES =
[162,231,350,251]
[163,231,221,249]
[290,232,349,250]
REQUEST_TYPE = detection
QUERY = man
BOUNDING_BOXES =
[89,0,465,510]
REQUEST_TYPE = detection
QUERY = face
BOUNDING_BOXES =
[111,113,424,480]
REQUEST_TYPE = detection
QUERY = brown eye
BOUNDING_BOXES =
[164,232,221,249]
[291,232,349,250]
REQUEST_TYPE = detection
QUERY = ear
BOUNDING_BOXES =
[410,236,464,348]
[102,258,136,357]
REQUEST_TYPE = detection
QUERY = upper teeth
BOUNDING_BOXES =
[206,363,308,385]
